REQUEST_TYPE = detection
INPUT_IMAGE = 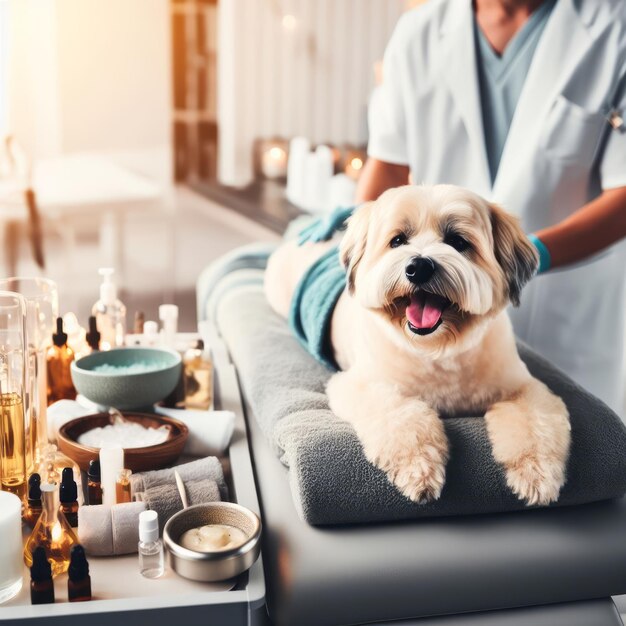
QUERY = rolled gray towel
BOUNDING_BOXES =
[134,479,221,531]
[130,457,228,500]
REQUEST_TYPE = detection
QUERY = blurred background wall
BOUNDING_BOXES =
[217,0,402,186]
[6,0,172,181]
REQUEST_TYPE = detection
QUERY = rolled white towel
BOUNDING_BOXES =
[79,502,147,556]
[47,400,93,441]
[154,407,235,457]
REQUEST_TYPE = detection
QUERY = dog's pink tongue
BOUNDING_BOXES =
[407,292,444,329]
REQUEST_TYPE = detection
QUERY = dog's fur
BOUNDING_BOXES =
[265,185,570,505]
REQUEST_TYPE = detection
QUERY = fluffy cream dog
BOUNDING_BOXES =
[265,185,570,505]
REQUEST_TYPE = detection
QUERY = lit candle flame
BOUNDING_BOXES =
[269,147,286,161]
[51,522,62,543]
[350,157,363,171]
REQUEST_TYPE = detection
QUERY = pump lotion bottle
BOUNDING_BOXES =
[92,268,126,350]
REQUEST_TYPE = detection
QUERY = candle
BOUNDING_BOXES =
[287,137,310,206]
[261,145,288,179]
[0,492,24,603]
[303,145,334,213]
[100,446,124,507]
[345,154,365,181]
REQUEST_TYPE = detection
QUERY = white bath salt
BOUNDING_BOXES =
[92,361,170,374]
[78,422,170,448]
[179,524,248,552]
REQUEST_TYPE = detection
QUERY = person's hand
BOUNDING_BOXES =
[297,206,356,245]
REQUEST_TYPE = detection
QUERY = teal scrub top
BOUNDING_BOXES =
[474,0,556,184]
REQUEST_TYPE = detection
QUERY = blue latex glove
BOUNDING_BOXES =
[528,234,551,274]
[297,205,356,246]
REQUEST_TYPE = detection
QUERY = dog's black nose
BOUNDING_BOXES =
[405,256,435,284]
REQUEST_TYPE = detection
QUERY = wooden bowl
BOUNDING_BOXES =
[57,412,189,473]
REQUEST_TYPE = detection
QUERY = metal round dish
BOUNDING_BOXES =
[163,502,261,582]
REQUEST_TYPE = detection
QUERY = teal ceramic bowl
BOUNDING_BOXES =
[71,347,182,410]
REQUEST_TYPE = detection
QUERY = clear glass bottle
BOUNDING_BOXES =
[138,510,164,579]
[62,313,87,359]
[0,278,58,476]
[0,291,28,500]
[92,268,126,350]
[37,444,82,503]
[182,340,213,410]
[24,483,79,577]
[46,317,76,404]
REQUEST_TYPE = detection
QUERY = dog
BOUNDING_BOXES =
[265,184,570,505]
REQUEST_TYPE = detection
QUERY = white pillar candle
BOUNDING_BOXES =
[313,145,334,212]
[286,137,310,206]
[100,446,125,507]
[0,492,24,604]
[303,151,322,212]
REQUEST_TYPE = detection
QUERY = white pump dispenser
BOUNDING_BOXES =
[92,268,127,350]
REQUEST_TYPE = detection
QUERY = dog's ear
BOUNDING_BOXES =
[489,203,539,306]
[340,202,374,294]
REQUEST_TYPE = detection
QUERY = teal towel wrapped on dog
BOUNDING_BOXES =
[288,247,346,371]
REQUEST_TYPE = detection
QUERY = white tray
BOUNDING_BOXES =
[0,334,267,625]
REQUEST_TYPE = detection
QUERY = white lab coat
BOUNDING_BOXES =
[368,0,626,414]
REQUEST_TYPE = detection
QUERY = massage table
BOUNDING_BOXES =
[198,245,626,625]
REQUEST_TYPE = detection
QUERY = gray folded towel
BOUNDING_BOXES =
[78,501,147,556]
[214,285,626,525]
[130,457,228,500]
[134,479,221,531]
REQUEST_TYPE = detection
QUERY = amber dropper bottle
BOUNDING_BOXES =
[87,460,102,505]
[68,545,92,602]
[60,468,79,527]
[46,317,76,403]
[24,473,43,528]
[85,316,101,353]
[116,469,132,504]
[30,546,55,605]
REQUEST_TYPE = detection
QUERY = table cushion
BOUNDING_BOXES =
[214,278,626,525]
[243,376,626,625]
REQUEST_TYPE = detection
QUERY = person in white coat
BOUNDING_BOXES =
[358,0,626,415]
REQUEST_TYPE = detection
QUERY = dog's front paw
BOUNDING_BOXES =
[485,387,570,506]
[503,455,565,506]
[364,415,449,504]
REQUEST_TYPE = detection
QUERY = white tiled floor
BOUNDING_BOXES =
[5,185,279,331]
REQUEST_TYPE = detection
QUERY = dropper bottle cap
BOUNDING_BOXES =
[30,546,52,583]
[28,473,42,503]
[68,544,90,581]
[98,268,117,306]
[60,467,78,504]
[52,317,68,347]
[86,316,101,351]
[88,460,101,482]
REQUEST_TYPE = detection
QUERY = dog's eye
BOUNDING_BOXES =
[444,233,470,252]
[389,233,408,248]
